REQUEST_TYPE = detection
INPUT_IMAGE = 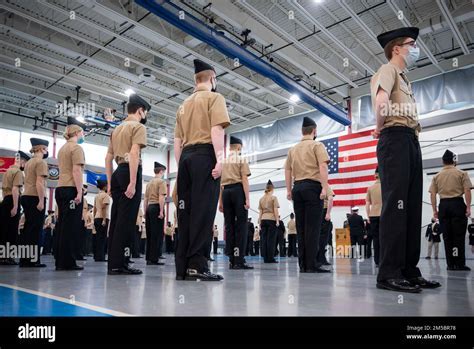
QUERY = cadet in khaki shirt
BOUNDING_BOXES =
[365,167,382,266]
[253,226,260,256]
[55,117,86,271]
[429,150,472,271]
[144,162,167,265]
[134,207,144,258]
[164,222,174,254]
[105,94,149,275]
[173,59,230,281]
[318,185,335,266]
[0,151,29,265]
[258,180,280,263]
[93,179,110,262]
[286,213,297,258]
[371,27,440,291]
[284,116,330,273]
[20,138,49,267]
[218,136,252,269]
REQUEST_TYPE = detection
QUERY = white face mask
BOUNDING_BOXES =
[404,46,420,67]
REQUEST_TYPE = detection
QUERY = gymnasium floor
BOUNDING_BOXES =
[0,255,472,317]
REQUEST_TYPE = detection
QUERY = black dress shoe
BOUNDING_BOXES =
[128,260,134,264]
[425,256,431,259]
[322,261,331,266]
[376,279,422,293]
[25,263,46,268]
[208,258,215,262]
[94,259,107,262]
[447,265,471,271]
[158,256,166,260]
[184,269,223,281]
[232,264,254,270]
[306,267,331,273]
[146,261,165,265]
[407,277,441,289]
[76,257,87,261]
[108,267,143,275]
[56,266,84,271]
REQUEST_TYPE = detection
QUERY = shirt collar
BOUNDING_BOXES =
[301,135,314,141]
[124,116,138,122]
[443,164,455,169]
[388,61,404,75]
[194,86,209,93]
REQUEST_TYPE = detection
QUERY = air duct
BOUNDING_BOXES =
[135,0,350,126]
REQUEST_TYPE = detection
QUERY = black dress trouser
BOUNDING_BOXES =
[146,203,164,262]
[377,127,422,282]
[223,183,248,266]
[176,144,220,277]
[260,219,277,263]
[0,195,20,248]
[55,187,83,269]
[292,180,323,271]
[287,234,297,257]
[108,164,142,270]
[94,218,108,261]
[20,195,46,265]
[317,208,330,264]
[439,197,468,268]
[370,216,380,265]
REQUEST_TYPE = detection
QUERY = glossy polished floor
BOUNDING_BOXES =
[0,254,472,316]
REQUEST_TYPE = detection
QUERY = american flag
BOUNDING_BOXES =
[321,130,378,207]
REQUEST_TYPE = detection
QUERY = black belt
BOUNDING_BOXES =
[223,182,242,189]
[117,163,142,168]
[381,126,418,139]
[182,143,213,153]
[294,179,321,185]
[440,197,464,202]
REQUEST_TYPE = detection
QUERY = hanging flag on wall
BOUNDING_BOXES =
[85,170,107,186]
[321,130,379,207]
[0,157,15,173]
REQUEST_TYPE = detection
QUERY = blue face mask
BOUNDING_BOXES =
[404,46,420,67]
[78,136,85,145]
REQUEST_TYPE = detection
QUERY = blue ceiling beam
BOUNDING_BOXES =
[135,0,351,126]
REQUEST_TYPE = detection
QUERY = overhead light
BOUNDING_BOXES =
[314,0,324,3]
[76,116,85,123]
[160,136,168,144]
[261,122,274,128]
[290,94,300,103]
[124,89,135,97]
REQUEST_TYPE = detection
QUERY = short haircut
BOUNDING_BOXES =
[443,158,454,165]
[302,125,316,135]
[384,37,408,60]
[154,167,165,174]
[194,70,214,84]
[127,103,144,114]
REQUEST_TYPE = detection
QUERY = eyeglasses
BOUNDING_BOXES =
[399,40,417,48]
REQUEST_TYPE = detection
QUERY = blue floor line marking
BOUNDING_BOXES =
[0,286,111,317]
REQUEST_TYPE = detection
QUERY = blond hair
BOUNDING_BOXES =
[63,124,83,140]
[264,184,273,194]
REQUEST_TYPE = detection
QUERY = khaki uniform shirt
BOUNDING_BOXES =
[23,157,48,196]
[136,208,144,226]
[2,165,23,197]
[221,151,251,186]
[145,178,167,205]
[370,62,421,134]
[165,226,174,236]
[107,116,147,164]
[366,179,382,217]
[429,165,472,199]
[287,219,297,235]
[322,186,335,209]
[94,191,110,219]
[57,140,85,187]
[253,228,260,241]
[259,193,279,221]
[285,135,330,183]
[174,86,230,148]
